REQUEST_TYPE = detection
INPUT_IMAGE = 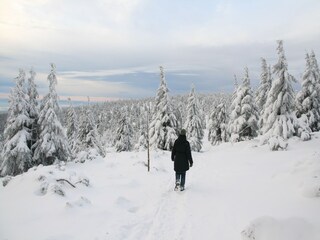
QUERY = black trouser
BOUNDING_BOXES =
[175,172,186,187]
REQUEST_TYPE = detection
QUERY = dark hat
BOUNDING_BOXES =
[180,129,186,136]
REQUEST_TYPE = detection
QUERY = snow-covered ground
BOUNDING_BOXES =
[1,133,320,240]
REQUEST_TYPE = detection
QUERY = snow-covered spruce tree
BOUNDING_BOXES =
[77,104,105,157]
[184,85,204,152]
[135,103,151,151]
[310,50,320,127]
[208,102,228,145]
[1,69,32,176]
[171,96,183,130]
[26,68,39,151]
[228,75,239,119]
[115,109,133,152]
[261,41,310,150]
[136,123,148,151]
[149,66,178,150]
[228,67,258,142]
[199,98,207,130]
[33,64,70,165]
[310,50,320,86]
[66,98,80,156]
[256,58,272,116]
[295,52,320,132]
[0,133,3,165]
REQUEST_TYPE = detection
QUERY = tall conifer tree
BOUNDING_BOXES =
[256,58,272,118]
[27,68,39,151]
[228,67,258,142]
[33,64,70,165]
[115,109,133,152]
[184,85,204,152]
[66,98,80,156]
[261,41,310,149]
[149,66,178,150]
[295,52,320,131]
[208,102,228,145]
[1,69,32,176]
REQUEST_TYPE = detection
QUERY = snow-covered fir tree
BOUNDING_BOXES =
[33,64,70,165]
[173,98,183,130]
[136,123,148,151]
[208,102,228,145]
[1,69,32,176]
[310,50,320,127]
[115,109,133,152]
[228,67,258,142]
[77,103,105,157]
[66,98,80,156]
[295,52,320,132]
[149,66,178,150]
[228,74,239,121]
[261,41,310,150]
[198,98,206,130]
[135,103,151,151]
[184,85,204,152]
[26,68,39,150]
[256,58,272,116]
[0,133,3,165]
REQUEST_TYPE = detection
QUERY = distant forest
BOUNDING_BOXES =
[1,40,320,177]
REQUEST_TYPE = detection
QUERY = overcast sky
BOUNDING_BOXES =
[1,0,320,110]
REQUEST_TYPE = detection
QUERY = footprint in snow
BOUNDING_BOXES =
[115,196,139,213]
[66,196,92,208]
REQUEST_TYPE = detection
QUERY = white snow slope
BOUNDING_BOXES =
[1,133,320,240]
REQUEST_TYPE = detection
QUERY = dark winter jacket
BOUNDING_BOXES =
[171,135,193,172]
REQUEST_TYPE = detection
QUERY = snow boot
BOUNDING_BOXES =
[180,186,185,191]
[174,182,180,191]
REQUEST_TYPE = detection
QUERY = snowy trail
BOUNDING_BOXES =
[125,137,320,240]
[127,147,221,240]
[1,135,320,240]
[128,186,195,240]
[143,189,191,240]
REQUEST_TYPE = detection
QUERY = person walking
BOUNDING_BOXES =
[171,129,193,191]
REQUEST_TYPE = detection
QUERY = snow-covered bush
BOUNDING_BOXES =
[294,115,311,141]
[34,165,90,197]
[267,135,288,151]
[75,148,102,163]
[1,175,12,187]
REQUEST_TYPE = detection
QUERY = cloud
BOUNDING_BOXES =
[0,0,320,107]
